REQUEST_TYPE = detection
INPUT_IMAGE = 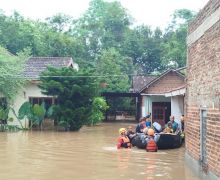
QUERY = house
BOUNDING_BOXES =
[132,69,186,126]
[186,0,220,179]
[8,57,78,128]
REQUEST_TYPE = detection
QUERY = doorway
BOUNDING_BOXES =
[152,102,171,126]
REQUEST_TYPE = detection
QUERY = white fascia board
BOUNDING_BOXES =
[165,88,186,97]
[140,93,165,96]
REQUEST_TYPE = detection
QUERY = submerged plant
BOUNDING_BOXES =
[88,97,109,126]
[11,101,47,130]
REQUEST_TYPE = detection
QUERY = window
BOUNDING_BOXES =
[29,97,56,111]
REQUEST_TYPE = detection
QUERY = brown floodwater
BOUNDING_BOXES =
[0,123,200,180]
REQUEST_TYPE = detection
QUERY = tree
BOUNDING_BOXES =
[39,67,98,131]
[73,0,132,67]
[161,9,196,68]
[46,13,75,33]
[95,48,130,92]
[0,46,28,101]
[122,26,163,73]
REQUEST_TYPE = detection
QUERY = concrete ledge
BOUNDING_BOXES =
[185,152,219,180]
[187,6,220,46]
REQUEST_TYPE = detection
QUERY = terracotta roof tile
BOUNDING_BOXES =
[132,75,157,92]
[24,57,74,79]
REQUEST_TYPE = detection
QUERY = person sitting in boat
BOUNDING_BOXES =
[145,117,151,127]
[163,122,174,133]
[126,126,136,141]
[146,128,158,152]
[136,117,146,133]
[117,128,131,149]
[167,115,179,133]
[180,115,184,132]
[140,127,149,145]
[175,116,182,133]
[180,115,185,140]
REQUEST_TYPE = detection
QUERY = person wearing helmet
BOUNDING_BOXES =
[145,128,158,152]
[117,128,131,149]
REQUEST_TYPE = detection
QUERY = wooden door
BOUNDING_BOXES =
[152,102,166,126]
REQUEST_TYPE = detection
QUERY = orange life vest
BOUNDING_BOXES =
[146,138,158,152]
[119,136,131,148]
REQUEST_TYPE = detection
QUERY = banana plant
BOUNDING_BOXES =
[11,101,46,130]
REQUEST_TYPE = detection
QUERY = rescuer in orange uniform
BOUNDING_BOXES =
[117,128,131,149]
[146,128,158,152]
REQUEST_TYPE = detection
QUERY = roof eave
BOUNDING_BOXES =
[138,69,185,93]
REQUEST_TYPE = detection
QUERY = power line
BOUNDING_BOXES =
[0,73,153,79]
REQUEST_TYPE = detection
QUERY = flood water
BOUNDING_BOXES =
[0,123,200,180]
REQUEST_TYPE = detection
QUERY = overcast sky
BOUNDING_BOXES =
[1,0,209,29]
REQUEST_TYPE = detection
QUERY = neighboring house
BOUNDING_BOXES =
[186,0,220,179]
[8,57,78,128]
[132,69,186,126]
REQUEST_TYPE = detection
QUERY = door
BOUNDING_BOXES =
[152,102,171,126]
[152,102,166,126]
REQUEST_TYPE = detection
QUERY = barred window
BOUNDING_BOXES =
[29,97,56,111]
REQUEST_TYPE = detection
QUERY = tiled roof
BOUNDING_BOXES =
[24,57,75,79]
[132,75,157,92]
[139,69,185,93]
[165,85,186,93]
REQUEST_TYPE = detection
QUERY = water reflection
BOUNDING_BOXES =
[0,123,200,180]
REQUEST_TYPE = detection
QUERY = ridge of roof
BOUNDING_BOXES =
[139,68,185,93]
[29,57,72,59]
[24,57,76,79]
[132,75,158,93]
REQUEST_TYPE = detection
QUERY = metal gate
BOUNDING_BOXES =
[200,109,207,169]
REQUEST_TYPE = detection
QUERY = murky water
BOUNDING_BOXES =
[0,123,200,180]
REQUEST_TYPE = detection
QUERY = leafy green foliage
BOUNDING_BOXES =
[32,104,46,123]
[88,97,109,125]
[96,48,131,92]
[15,101,47,129]
[39,67,98,131]
[18,101,32,119]
[161,9,196,68]
[0,107,9,121]
[0,46,28,100]
[0,4,197,117]
[122,26,163,73]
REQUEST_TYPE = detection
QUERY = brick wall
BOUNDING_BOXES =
[188,0,220,34]
[187,0,220,177]
[143,71,184,94]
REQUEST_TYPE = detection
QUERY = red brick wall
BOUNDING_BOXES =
[185,106,200,160]
[187,1,220,176]
[206,109,220,175]
[188,0,220,34]
[143,71,184,94]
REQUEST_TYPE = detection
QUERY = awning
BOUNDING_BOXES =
[165,86,186,97]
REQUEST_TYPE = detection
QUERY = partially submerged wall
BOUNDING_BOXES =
[186,0,220,178]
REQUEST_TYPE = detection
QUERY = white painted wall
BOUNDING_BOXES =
[8,82,53,128]
[142,95,171,117]
[171,96,184,120]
